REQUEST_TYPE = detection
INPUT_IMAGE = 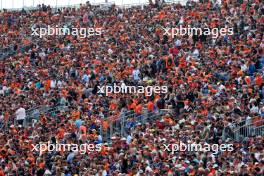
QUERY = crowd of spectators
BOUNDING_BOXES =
[0,0,264,175]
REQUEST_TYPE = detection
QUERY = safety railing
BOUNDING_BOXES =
[0,43,34,61]
[22,105,69,127]
[100,108,173,142]
[232,119,264,141]
[222,119,264,141]
[0,104,69,130]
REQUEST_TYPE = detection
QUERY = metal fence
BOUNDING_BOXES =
[1,105,172,143]
[22,105,69,127]
[222,119,264,141]
[100,108,173,142]
[0,43,34,61]
[0,105,69,130]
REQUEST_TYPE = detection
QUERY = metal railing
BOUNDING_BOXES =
[0,43,34,61]
[100,108,173,142]
[1,105,172,143]
[232,120,264,141]
[0,105,69,130]
[22,105,69,127]
[222,119,264,141]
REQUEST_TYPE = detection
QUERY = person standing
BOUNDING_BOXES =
[15,106,26,126]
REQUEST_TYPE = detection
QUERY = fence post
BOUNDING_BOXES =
[100,124,103,141]
[110,122,113,139]
[222,127,226,141]
[121,114,124,137]
[142,108,148,123]
[235,130,238,141]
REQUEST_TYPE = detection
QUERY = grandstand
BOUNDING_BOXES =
[0,0,194,10]
[0,0,263,175]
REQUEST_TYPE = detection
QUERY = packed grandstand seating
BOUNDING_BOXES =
[0,0,264,175]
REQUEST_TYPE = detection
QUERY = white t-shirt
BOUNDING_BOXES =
[15,107,26,120]
[0,115,4,121]
[126,135,132,144]
[50,80,57,88]
[175,39,182,47]
[132,69,140,81]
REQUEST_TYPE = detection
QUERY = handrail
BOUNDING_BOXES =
[223,119,264,141]
[223,119,246,133]
[103,108,172,122]
[233,119,264,133]
[100,108,173,142]
[1,104,69,130]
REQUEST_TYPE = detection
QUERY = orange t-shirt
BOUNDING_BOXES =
[158,11,165,19]
[0,169,4,176]
[102,120,109,130]
[135,104,142,115]
[71,111,81,120]
[255,76,263,86]
[147,102,154,111]
[57,128,65,139]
